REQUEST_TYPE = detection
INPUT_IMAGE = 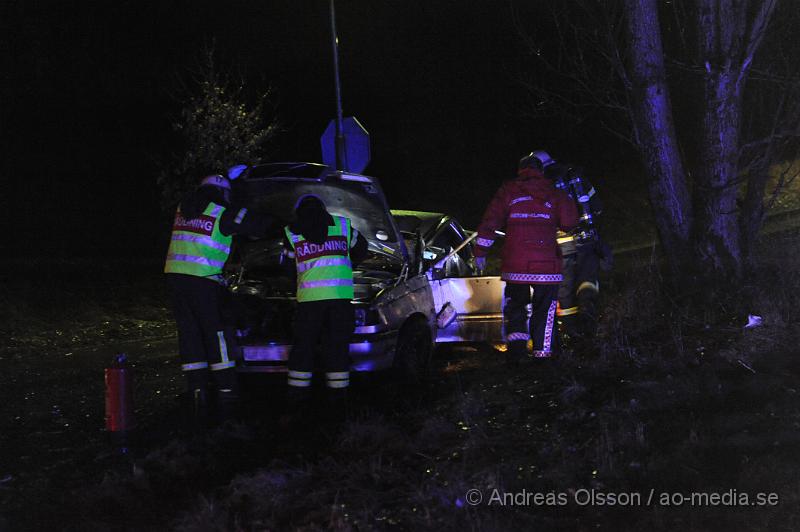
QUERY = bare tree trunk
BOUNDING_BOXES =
[693,0,746,281]
[623,0,692,279]
[695,68,744,280]
[519,0,785,293]
[693,0,777,282]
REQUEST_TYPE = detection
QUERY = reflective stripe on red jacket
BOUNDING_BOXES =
[474,168,578,284]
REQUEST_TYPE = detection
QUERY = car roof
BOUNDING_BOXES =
[245,162,330,180]
[244,162,379,185]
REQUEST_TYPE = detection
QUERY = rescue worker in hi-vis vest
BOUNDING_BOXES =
[164,172,280,419]
[282,194,367,427]
[474,152,578,366]
[530,150,613,343]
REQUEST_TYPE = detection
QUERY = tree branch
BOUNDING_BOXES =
[766,156,800,212]
[738,0,777,85]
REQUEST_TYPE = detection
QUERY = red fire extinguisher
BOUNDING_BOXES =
[105,353,134,433]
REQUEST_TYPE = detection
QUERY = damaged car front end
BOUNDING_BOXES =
[226,163,504,377]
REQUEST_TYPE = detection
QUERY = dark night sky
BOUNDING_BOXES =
[2,1,624,259]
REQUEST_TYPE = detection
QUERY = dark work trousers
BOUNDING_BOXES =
[504,283,560,358]
[287,299,354,391]
[558,244,601,338]
[166,273,239,395]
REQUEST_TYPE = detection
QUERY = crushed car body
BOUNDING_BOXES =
[225,162,505,374]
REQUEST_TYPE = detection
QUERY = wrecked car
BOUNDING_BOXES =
[225,162,505,379]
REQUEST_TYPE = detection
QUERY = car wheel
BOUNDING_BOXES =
[392,316,433,386]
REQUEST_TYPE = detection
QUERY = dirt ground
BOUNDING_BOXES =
[1,254,800,531]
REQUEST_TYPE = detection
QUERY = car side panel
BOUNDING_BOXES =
[432,275,505,342]
[374,273,436,338]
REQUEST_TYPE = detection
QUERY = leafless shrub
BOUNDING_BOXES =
[597,254,675,366]
[175,460,356,531]
[414,415,460,452]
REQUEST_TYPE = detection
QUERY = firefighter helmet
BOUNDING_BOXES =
[199,174,231,190]
[293,193,325,211]
[519,149,555,171]
[530,150,555,169]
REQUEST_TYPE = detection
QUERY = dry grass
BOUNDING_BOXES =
[4,234,800,531]
[0,259,172,357]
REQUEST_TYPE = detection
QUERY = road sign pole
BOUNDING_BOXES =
[329,0,346,171]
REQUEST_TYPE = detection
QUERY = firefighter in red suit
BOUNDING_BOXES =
[474,153,578,364]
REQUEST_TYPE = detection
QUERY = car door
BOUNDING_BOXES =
[427,220,505,343]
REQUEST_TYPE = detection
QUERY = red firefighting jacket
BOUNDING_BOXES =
[474,167,578,284]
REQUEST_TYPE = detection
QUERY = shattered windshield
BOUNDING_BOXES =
[241,175,405,263]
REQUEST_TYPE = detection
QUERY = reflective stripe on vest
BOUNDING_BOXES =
[164,203,233,277]
[285,216,354,302]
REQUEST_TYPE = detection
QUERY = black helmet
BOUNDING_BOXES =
[199,174,231,191]
[199,174,232,205]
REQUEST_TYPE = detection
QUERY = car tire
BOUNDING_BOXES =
[392,316,433,386]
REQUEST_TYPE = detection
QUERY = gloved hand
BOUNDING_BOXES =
[475,256,487,273]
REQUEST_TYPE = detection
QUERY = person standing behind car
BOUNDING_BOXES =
[474,152,578,365]
[164,171,281,422]
[531,151,613,343]
[282,194,367,429]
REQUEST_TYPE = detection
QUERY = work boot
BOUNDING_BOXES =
[280,387,313,436]
[322,388,349,433]
[183,387,209,433]
[576,294,598,338]
[215,388,240,424]
[558,315,582,350]
[209,368,240,424]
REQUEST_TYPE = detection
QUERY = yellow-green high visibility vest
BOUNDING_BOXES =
[164,202,232,277]
[285,215,354,302]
